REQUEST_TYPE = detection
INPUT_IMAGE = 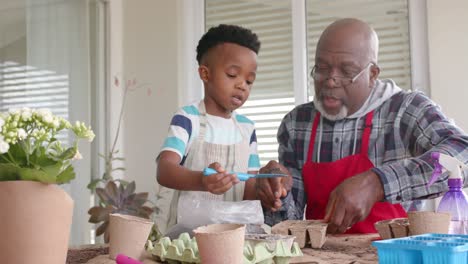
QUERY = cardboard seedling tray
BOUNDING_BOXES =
[271,220,328,249]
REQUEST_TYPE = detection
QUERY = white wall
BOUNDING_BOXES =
[122,0,179,200]
[427,0,468,132]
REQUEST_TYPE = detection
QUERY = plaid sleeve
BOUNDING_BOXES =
[264,109,307,226]
[373,92,468,203]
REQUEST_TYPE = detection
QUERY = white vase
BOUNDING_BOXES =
[0,181,73,264]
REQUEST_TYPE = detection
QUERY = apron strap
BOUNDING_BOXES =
[360,111,374,155]
[198,101,208,141]
[306,112,321,162]
[306,110,374,161]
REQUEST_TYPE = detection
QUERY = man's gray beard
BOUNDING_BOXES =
[313,95,348,121]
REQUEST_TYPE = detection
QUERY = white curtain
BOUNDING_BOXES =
[26,0,93,245]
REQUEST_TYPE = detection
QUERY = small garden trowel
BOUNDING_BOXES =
[203,167,288,181]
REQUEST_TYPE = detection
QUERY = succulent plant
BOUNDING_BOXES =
[88,180,153,242]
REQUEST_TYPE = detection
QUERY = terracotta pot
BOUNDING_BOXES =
[108,214,154,260]
[194,223,245,264]
[0,181,73,264]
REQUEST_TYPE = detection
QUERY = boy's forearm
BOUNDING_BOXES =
[157,159,205,191]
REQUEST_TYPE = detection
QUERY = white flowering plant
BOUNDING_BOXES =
[0,108,95,184]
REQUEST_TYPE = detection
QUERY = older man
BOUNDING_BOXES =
[257,18,468,234]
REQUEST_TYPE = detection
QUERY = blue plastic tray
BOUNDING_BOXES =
[372,233,468,264]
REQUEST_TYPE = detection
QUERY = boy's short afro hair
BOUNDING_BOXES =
[196,24,261,64]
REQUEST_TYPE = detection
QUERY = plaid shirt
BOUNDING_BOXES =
[265,90,468,225]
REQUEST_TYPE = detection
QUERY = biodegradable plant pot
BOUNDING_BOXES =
[307,222,328,249]
[408,211,451,235]
[288,223,309,248]
[194,223,245,264]
[108,214,154,260]
[374,219,394,240]
[375,218,410,239]
[0,181,73,264]
[389,218,410,238]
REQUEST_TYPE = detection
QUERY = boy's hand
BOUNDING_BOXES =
[256,160,292,211]
[202,162,240,195]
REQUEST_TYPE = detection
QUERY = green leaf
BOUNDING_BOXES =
[87,178,104,191]
[55,165,76,184]
[59,147,77,160]
[32,148,57,168]
[41,161,63,178]
[7,144,27,166]
[17,167,56,183]
[0,163,20,181]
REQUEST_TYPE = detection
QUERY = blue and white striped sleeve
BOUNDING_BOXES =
[160,109,194,160]
[248,129,261,171]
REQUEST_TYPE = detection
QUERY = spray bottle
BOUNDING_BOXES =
[428,152,468,234]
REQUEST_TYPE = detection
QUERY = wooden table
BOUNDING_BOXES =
[81,234,379,264]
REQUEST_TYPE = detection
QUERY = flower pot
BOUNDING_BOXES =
[0,181,73,264]
[307,222,328,249]
[408,211,451,235]
[194,223,245,264]
[108,213,154,260]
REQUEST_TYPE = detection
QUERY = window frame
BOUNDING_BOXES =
[178,0,429,104]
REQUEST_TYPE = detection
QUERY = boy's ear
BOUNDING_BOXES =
[198,65,209,82]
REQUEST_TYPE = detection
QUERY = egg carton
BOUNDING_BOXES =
[146,232,303,264]
[372,233,468,264]
[271,220,328,249]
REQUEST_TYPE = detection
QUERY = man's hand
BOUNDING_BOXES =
[202,162,239,194]
[324,170,384,234]
[256,160,292,211]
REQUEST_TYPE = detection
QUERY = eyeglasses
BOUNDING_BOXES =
[311,62,374,86]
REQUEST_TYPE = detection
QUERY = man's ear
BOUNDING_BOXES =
[198,65,209,82]
[369,64,380,87]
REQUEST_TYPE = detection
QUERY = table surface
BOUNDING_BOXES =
[86,234,380,264]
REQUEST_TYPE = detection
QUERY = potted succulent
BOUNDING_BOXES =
[87,77,155,243]
[0,108,94,264]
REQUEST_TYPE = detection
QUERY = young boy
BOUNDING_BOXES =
[155,24,261,233]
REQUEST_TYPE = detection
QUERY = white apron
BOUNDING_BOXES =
[155,101,250,233]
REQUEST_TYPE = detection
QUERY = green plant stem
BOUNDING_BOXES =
[0,153,14,164]
[7,151,18,165]
[110,86,129,159]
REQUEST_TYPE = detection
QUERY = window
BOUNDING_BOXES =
[205,0,414,164]
[206,0,295,165]
[0,0,106,245]
[306,0,411,95]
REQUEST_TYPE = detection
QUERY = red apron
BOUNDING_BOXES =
[302,111,407,233]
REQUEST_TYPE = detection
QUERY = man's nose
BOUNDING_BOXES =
[324,76,339,87]
[324,68,341,87]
